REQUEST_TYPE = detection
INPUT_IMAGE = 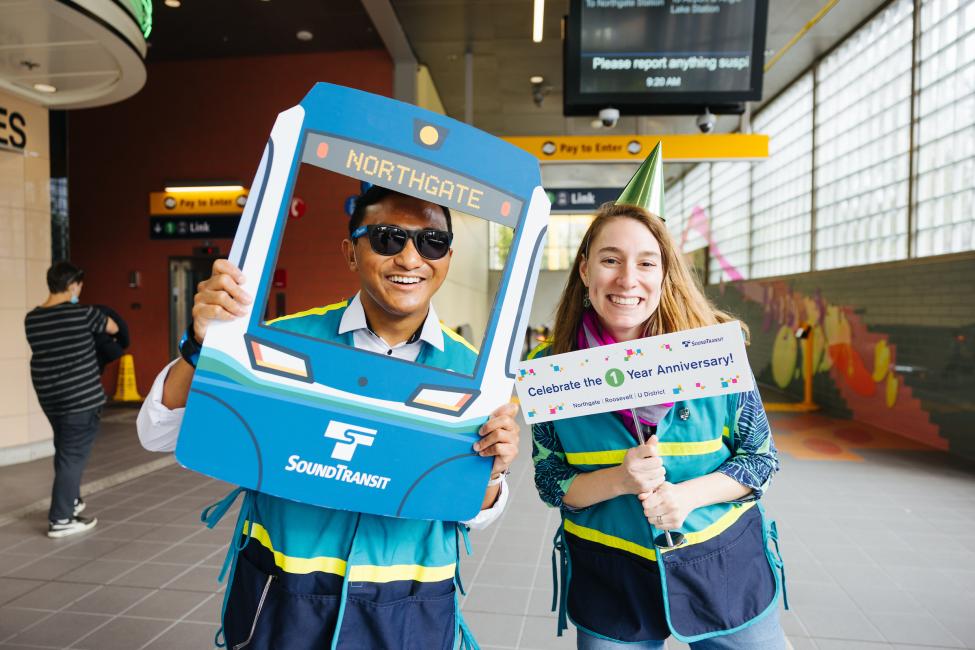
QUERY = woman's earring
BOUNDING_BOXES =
[583,290,591,308]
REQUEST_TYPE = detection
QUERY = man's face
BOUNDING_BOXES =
[342,194,452,319]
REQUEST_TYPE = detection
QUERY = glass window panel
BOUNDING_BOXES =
[917,0,975,257]
[814,0,913,269]
[751,72,814,278]
[709,161,751,283]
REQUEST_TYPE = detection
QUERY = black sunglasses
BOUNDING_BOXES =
[350,224,453,260]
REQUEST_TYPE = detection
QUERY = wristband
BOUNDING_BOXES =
[179,326,202,368]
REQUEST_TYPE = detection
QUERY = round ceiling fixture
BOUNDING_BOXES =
[296,30,314,41]
[164,0,181,7]
[33,83,57,93]
[530,75,544,84]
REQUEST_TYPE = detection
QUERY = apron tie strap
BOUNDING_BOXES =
[550,522,569,637]
[200,487,254,648]
[455,524,473,596]
[769,520,789,611]
[457,612,480,650]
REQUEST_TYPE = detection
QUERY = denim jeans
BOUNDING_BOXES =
[46,407,101,522]
[577,608,786,650]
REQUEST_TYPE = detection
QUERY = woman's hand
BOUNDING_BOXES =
[616,435,666,495]
[191,259,252,342]
[639,481,694,530]
[474,402,520,476]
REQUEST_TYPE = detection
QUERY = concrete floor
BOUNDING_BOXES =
[0,406,974,649]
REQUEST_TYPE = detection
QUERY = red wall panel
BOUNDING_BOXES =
[68,51,392,394]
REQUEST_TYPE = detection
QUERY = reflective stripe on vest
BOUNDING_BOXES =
[564,500,755,558]
[565,427,729,465]
[244,520,457,583]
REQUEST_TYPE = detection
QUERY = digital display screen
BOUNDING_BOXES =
[564,0,768,115]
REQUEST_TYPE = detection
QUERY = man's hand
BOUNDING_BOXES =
[616,435,666,496]
[639,481,694,530]
[192,259,252,342]
[474,402,520,476]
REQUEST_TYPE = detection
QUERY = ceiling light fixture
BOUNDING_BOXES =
[33,83,57,93]
[530,75,544,84]
[533,0,545,43]
[164,0,180,7]
[296,30,314,41]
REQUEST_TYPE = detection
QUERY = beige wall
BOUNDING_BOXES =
[0,90,51,464]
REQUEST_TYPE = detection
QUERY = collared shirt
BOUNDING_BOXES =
[338,293,444,360]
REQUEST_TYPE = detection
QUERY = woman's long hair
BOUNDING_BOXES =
[548,202,747,355]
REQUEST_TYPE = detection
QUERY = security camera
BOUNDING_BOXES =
[696,108,716,134]
[598,107,620,128]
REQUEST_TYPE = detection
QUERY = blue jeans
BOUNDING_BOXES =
[577,608,785,649]
[46,407,101,521]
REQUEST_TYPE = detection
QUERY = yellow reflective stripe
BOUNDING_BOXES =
[266,300,349,325]
[245,522,347,576]
[348,563,456,583]
[659,437,725,456]
[680,501,755,547]
[723,425,730,438]
[244,522,454,583]
[564,518,657,561]
[565,450,626,465]
[527,341,551,360]
[565,501,756,560]
[441,325,478,354]
[566,434,728,465]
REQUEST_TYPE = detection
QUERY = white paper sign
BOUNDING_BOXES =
[516,322,754,423]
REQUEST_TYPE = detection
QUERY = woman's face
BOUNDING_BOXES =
[580,217,664,342]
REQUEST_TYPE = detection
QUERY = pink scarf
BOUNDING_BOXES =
[577,309,673,441]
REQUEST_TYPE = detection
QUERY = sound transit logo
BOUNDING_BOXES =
[324,421,377,461]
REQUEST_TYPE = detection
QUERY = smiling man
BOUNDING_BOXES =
[137,185,519,649]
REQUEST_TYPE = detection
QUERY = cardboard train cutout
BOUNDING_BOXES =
[175,83,549,521]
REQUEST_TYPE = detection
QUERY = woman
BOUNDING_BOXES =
[530,201,786,649]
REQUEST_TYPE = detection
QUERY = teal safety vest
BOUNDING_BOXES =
[532,344,786,644]
[203,300,482,650]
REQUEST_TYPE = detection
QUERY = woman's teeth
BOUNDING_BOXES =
[389,276,422,284]
[609,296,640,306]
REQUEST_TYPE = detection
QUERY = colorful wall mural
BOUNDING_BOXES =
[682,210,975,460]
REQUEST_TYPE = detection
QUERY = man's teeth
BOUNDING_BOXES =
[389,276,422,284]
[609,296,640,306]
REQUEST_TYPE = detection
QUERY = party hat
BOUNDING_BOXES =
[616,142,664,220]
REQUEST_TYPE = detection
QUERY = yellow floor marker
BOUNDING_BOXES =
[113,353,143,402]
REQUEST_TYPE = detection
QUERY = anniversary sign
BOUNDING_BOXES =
[516,321,753,423]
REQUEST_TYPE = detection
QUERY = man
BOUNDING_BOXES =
[25,262,118,538]
[137,187,519,649]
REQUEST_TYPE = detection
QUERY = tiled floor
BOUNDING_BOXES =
[0,407,170,526]
[1,408,974,649]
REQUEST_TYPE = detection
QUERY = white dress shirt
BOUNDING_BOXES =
[136,292,507,529]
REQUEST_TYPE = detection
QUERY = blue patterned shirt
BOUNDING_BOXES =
[531,386,779,510]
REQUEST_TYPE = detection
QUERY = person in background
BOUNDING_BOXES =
[25,262,118,538]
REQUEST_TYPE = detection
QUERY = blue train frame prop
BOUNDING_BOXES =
[175,83,549,521]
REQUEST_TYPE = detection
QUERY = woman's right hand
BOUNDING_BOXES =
[616,435,666,495]
[191,259,252,343]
